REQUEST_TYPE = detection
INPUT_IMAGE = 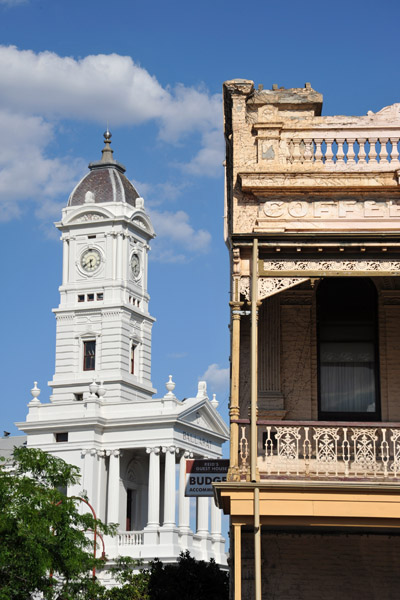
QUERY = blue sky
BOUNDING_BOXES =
[1,0,399,438]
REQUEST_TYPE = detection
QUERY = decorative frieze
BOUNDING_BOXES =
[240,276,308,300]
[261,258,400,274]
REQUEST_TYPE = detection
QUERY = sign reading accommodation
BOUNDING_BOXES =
[185,459,229,496]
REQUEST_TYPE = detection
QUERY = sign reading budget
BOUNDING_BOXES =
[185,459,229,497]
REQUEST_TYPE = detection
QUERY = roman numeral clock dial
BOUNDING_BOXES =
[80,248,101,273]
[130,252,141,280]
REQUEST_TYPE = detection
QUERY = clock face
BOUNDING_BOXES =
[130,253,141,279]
[80,248,101,273]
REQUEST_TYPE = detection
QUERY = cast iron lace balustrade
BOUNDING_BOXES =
[236,420,400,481]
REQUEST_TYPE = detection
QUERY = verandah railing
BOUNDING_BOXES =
[236,420,400,481]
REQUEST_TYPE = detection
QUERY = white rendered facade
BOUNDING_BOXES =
[18,134,228,568]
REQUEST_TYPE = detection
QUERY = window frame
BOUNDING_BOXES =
[83,340,96,371]
[317,277,381,422]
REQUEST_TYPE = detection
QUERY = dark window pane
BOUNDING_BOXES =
[83,340,96,371]
[317,278,379,420]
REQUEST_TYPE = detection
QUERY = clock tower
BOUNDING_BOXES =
[49,131,156,404]
[19,131,229,569]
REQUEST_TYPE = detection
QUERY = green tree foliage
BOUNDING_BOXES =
[147,551,229,600]
[0,446,115,600]
[104,552,229,600]
[105,557,150,600]
[0,448,229,600]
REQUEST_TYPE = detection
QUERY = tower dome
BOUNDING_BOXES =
[67,130,140,207]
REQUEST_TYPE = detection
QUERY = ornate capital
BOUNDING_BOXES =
[105,449,120,458]
[162,445,178,454]
[146,447,161,455]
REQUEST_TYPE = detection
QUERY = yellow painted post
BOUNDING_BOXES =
[233,523,243,600]
[229,301,242,481]
[250,239,259,483]
[254,487,261,600]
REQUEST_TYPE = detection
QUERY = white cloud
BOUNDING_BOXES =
[132,179,188,207]
[180,129,224,178]
[0,45,224,221]
[0,0,27,5]
[200,363,230,393]
[149,209,211,262]
[0,109,85,221]
[0,46,223,171]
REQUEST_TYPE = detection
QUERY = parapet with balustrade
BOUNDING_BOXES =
[224,81,400,192]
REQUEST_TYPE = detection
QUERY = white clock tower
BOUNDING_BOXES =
[19,133,229,571]
[50,131,156,404]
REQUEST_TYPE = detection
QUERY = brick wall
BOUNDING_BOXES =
[280,300,313,420]
[240,530,400,600]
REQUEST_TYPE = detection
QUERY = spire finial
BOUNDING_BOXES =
[101,128,114,163]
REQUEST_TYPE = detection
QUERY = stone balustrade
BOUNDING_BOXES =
[285,135,400,168]
[236,420,400,481]
[252,103,400,174]
[118,531,144,546]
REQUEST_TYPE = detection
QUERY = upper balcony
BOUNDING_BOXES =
[236,419,400,484]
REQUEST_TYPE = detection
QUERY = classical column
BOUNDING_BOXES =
[178,451,191,531]
[196,496,209,536]
[210,499,222,539]
[107,450,120,526]
[162,446,177,527]
[82,448,98,511]
[146,447,160,528]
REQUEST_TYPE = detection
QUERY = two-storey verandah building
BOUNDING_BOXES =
[215,80,400,599]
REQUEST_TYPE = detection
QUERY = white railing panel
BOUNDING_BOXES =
[118,531,144,546]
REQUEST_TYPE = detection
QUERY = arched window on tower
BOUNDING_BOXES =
[317,277,380,421]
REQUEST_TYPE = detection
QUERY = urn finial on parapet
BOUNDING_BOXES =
[164,375,176,398]
[30,381,41,404]
[211,393,219,409]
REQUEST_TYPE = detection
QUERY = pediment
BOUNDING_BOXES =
[178,399,229,440]
[183,409,215,431]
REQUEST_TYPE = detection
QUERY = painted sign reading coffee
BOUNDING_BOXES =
[263,199,400,220]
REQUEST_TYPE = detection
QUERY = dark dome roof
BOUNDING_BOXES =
[67,131,140,207]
